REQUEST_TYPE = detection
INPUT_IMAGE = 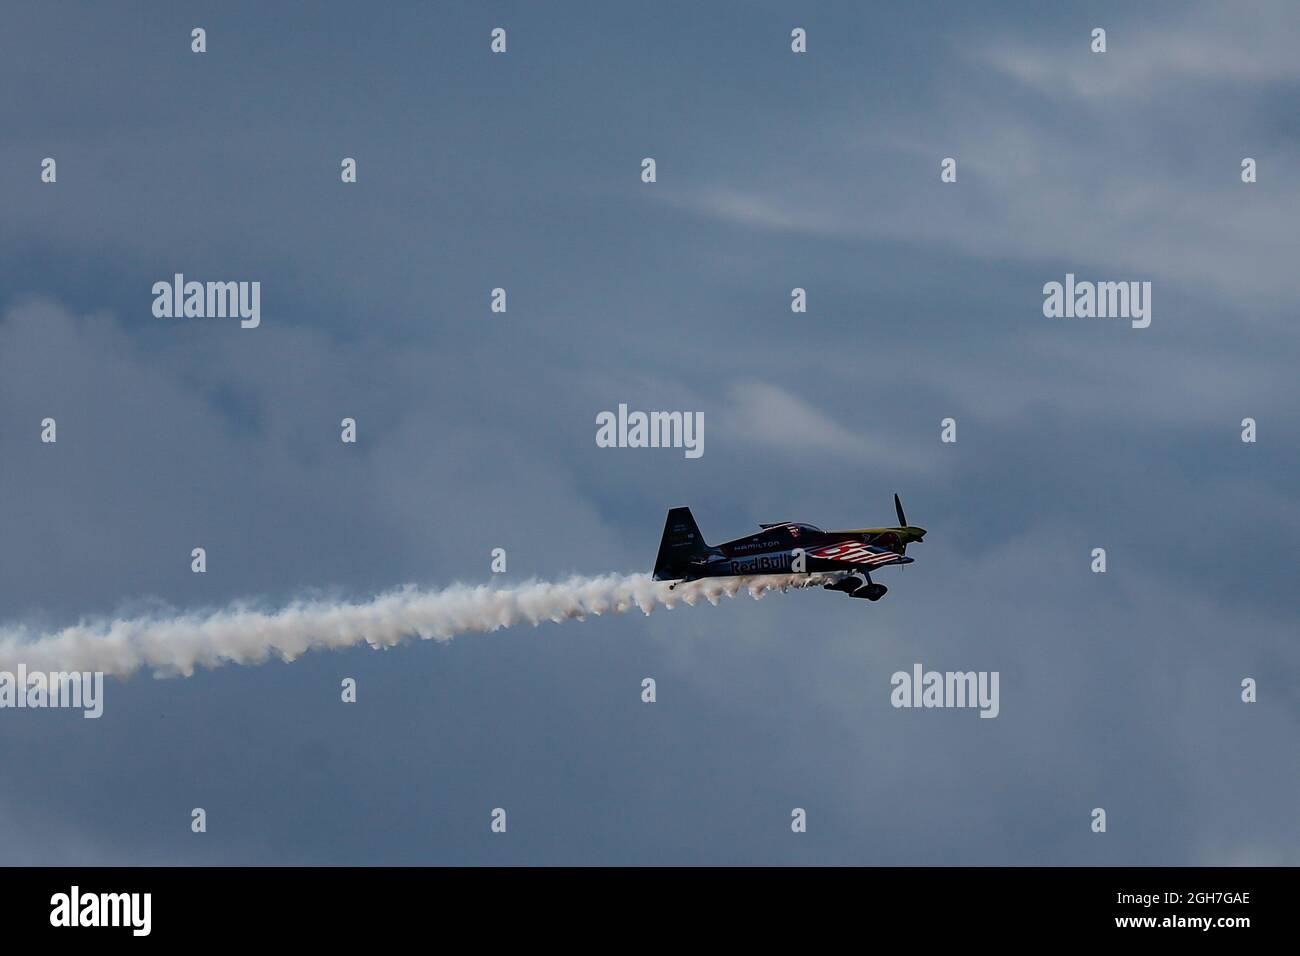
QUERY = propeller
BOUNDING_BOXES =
[894,493,907,527]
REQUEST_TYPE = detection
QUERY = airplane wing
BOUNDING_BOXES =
[806,541,913,568]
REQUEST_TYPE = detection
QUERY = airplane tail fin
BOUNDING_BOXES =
[653,507,710,580]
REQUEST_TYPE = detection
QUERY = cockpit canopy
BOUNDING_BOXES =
[758,522,822,534]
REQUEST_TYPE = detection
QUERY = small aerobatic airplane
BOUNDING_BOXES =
[652,495,925,601]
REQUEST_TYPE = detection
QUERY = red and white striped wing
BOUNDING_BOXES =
[806,541,904,567]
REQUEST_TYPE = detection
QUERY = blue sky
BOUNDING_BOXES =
[0,1,1295,864]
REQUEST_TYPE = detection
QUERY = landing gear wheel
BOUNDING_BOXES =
[864,583,888,601]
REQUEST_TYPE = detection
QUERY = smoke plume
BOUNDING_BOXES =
[0,572,842,678]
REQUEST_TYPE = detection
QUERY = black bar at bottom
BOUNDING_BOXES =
[0,865,1285,942]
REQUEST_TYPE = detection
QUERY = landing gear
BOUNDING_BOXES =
[824,572,888,600]
[858,583,887,601]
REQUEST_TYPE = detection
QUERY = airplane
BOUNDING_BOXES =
[652,495,925,601]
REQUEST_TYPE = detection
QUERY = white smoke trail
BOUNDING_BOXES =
[0,572,843,679]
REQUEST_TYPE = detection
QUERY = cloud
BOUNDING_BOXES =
[981,1,1300,99]
[724,381,933,472]
[661,2,1300,306]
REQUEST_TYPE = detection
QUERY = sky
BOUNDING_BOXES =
[0,0,1295,865]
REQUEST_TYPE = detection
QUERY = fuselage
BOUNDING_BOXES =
[675,521,925,581]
